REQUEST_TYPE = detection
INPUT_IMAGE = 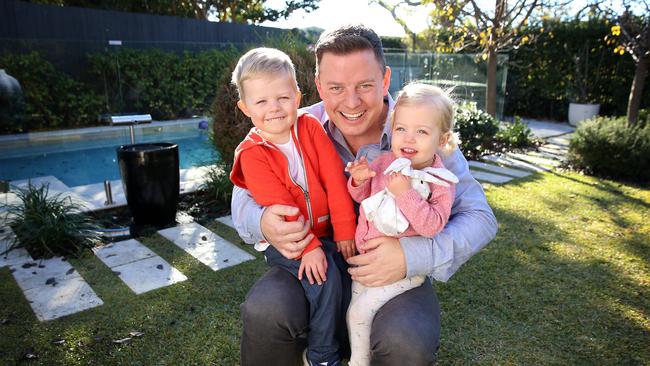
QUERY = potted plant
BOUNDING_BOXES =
[566,41,602,126]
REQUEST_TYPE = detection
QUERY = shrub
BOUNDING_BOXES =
[496,116,535,149]
[568,116,650,182]
[211,34,321,168]
[87,48,239,120]
[0,52,104,133]
[454,102,500,160]
[200,161,234,206]
[2,183,102,258]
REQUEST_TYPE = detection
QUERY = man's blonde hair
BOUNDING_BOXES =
[393,83,460,156]
[231,47,298,99]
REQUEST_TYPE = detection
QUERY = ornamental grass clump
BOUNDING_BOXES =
[2,184,102,258]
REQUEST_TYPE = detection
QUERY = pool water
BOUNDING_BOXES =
[0,124,218,187]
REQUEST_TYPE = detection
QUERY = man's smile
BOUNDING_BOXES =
[340,111,365,121]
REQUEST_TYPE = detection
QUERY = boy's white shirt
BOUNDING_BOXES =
[231,98,498,282]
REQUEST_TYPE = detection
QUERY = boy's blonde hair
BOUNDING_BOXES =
[393,82,460,156]
[231,47,299,99]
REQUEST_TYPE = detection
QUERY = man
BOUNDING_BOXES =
[232,24,498,366]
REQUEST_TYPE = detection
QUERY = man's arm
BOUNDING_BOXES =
[400,148,497,282]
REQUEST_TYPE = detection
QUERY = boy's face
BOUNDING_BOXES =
[315,50,391,142]
[237,72,301,144]
[391,103,448,169]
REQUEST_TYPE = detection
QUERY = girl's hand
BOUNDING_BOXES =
[336,239,356,260]
[298,247,327,285]
[346,157,376,186]
[386,172,411,196]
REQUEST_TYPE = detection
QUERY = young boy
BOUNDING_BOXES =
[229,47,356,366]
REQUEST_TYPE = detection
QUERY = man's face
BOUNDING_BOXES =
[315,50,391,141]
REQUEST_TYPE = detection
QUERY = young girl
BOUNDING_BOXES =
[345,83,459,366]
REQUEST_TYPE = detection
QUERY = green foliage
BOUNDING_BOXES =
[454,102,500,160]
[211,34,320,167]
[87,48,239,120]
[505,17,648,120]
[200,161,234,205]
[0,52,103,133]
[496,116,535,149]
[568,115,650,182]
[2,184,102,258]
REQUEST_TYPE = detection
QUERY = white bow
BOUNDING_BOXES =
[361,158,457,236]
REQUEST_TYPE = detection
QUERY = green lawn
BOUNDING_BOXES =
[1,171,648,365]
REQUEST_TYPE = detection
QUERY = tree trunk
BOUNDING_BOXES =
[486,46,498,117]
[627,55,648,125]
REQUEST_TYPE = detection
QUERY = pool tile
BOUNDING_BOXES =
[158,222,254,272]
[110,256,187,294]
[22,276,103,321]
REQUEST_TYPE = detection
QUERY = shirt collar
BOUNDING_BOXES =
[322,94,395,154]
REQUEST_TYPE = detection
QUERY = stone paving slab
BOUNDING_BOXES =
[483,155,550,172]
[526,150,565,161]
[519,119,575,139]
[93,239,157,268]
[546,136,572,147]
[539,144,569,153]
[158,222,254,272]
[468,161,532,178]
[11,257,81,292]
[215,215,235,230]
[22,276,103,321]
[506,152,561,167]
[537,146,568,158]
[70,179,125,210]
[10,176,99,212]
[0,226,32,269]
[111,256,187,294]
[470,170,514,184]
[94,239,187,294]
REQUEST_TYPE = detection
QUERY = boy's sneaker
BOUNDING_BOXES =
[301,349,341,366]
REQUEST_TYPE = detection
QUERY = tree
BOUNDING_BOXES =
[27,0,320,23]
[371,0,421,51]
[426,0,558,117]
[601,0,649,125]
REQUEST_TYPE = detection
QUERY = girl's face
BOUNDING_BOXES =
[391,103,449,169]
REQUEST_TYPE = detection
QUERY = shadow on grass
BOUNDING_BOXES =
[436,181,649,365]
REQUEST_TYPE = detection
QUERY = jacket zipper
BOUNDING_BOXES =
[263,124,314,228]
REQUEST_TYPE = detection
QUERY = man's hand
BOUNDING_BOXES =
[346,157,376,186]
[261,204,313,260]
[336,239,356,260]
[347,236,406,287]
[386,172,411,196]
[298,247,328,285]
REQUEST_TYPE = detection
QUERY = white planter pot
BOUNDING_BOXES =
[568,103,600,127]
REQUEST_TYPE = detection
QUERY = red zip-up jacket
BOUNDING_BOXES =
[230,112,357,258]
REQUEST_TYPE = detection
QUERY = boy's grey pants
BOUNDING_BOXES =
[240,250,440,366]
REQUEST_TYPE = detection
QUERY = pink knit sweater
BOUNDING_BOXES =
[347,152,455,251]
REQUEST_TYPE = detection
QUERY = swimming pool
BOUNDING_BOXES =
[0,120,219,187]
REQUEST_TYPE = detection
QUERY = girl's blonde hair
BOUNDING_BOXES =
[392,82,460,156]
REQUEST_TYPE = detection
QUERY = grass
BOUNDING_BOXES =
[1,171,648,365]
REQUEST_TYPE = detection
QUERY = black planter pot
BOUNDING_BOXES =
[117,143,179,234]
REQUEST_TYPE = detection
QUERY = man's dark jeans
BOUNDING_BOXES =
[241,249,440,366]
[263,239,346,364]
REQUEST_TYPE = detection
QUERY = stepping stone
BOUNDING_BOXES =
[158,222,254,272]
[10,256,103,321]
[23,276,103,321]
[215,215,235,230]
[10,176,99,212]
[537,146,568,157]
[505,152,561,167]
[0,227,32,268]
[539,144,569,154]
[483,155,550,172]
[111,256,187,294]
[546,136,572,147]
[470,170,514,184]
[526,150,565,161]
[468,161,532,178]
[94,239,187,294]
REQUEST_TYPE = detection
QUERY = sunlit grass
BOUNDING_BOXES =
[0,171,648,365]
